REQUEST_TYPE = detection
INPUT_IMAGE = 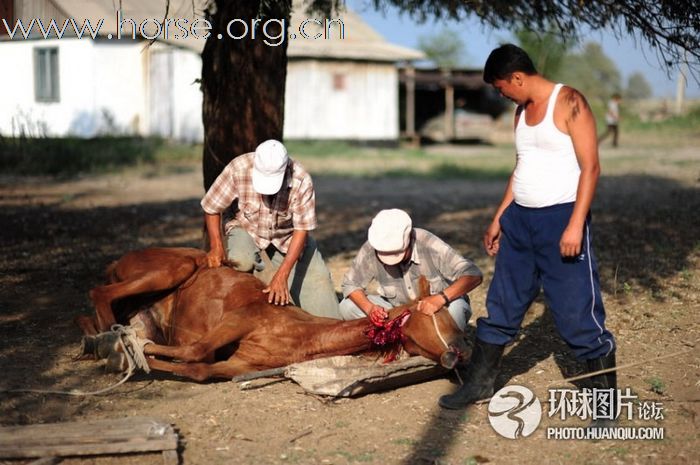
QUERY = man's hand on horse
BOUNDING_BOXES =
[206,247,224,268]
[417,295,444,316]
[368,305,389,327]
[263,273,291,306]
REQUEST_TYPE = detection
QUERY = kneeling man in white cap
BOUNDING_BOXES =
[340,209,482,329]
[201,139,340,319]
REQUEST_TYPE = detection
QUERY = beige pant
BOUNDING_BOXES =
[226,228,341,319]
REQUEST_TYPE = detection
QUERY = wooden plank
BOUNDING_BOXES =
[27,458,61,465]
[286,355,448,397]
[0,437,177,458]
[231,366,286,383]
[0,416,164,437]
[0,417,178,459]
[162,449,179,465]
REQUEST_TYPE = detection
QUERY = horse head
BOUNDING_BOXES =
[366,276,469,369]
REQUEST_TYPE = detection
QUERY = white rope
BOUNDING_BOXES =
[111,324,153,374]
[431,313,463,385]
[0,325,153,397]
[431,314,450,349]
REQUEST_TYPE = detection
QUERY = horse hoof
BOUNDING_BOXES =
[95,332,122,359]
[105,350,128,373]
[78,336,97,359]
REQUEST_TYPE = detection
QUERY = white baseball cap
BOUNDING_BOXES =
[368,209,412,265]
[252,139,288,195]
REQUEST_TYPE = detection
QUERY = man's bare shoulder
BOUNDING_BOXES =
[559,86,592,122]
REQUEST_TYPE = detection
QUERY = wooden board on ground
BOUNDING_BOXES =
[284,355,448,397]
[0,416,179,464]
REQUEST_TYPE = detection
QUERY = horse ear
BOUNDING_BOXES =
[418,275,430,299]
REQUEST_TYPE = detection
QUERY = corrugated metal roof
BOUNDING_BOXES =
[44,0,423,61]
[49,0,206,51]
[288,1,425,62]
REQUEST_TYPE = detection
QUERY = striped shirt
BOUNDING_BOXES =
[201,152,317,253]
[341,228,482,305]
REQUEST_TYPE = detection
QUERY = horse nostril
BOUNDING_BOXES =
[440,350,459,369]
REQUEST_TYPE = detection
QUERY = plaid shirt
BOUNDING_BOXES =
[201,152,317,253]
[342,228,482,305]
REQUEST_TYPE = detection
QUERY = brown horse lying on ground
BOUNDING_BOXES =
[75,247,467,381]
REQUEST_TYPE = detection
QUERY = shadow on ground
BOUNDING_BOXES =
[0,173,697,439]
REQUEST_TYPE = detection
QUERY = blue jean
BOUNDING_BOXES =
[476,202,615,360]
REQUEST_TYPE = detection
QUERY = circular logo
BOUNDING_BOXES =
[488,385,542,439]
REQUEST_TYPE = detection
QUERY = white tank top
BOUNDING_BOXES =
[512,83,580,208]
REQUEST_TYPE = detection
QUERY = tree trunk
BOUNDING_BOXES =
[201,0,291,190]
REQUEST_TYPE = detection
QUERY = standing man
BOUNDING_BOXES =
[201,139,341,319]
[340,209,483,331]
[439,45,617,417]
[598,93,622,147]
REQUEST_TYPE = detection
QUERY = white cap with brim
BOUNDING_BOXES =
[252,139,288,195]
[368,209,412,266]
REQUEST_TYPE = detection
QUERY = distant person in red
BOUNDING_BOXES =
[598,93,622,147]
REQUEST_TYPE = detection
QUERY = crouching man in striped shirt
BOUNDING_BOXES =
[339,209,483,330]
[201,139,341,319]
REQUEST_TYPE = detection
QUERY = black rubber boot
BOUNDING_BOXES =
[586,351,617,429]
[438,338,504,409]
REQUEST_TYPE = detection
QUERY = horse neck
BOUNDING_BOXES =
[303,318,374,357]
[303,306,413,358]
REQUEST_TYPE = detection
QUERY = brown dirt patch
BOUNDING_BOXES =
[1,155,698,465]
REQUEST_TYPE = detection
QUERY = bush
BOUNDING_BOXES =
[0,136,199,176]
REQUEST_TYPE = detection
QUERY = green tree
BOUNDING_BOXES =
[200,0,700,188]
[625,72,653,100]
[515,27,572,79]
[418,28,468,68]
[558,42,622,103]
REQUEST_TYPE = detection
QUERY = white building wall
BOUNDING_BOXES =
[0,41,398,142]
[284,59,398,140]
[87,40,144,135]
[0,38,145,137]
[169,47,204,142]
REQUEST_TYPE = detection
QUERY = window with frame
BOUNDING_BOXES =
[34,47,60,102]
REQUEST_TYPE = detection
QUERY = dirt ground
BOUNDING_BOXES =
[0,144,699,465]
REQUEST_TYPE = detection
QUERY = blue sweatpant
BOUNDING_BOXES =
[476,202,615,360]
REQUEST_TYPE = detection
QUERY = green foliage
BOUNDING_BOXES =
[369,0,699,73]
[623,104,700,132]
[625,72,653,100]
[418,28,468,68]
[558,42,622,104]
[515,26,573,79]
[0,136,199,176]
[646,377,666,395]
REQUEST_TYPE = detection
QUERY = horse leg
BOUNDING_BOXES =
[89,265,196,333]
[75,315,100,336]
[145,357,259,382]
[144,313,253,362]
